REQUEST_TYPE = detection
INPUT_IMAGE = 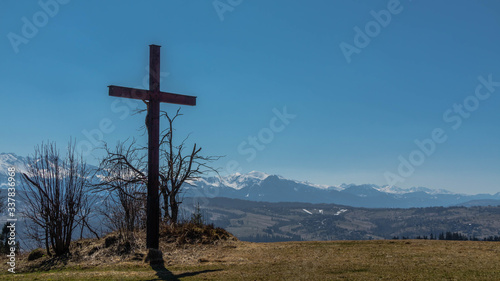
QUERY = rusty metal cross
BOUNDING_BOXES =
[108,45,196,249]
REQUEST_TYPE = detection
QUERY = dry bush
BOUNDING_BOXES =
[160,222,236,245]
[21,141,97,257]
[27,248,45,261]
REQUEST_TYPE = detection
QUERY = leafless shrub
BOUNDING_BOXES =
[21,141,97,257]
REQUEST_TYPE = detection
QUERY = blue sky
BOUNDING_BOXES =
[1,0,500,194]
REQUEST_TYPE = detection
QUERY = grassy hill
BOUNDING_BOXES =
[2,197,500,280]
[1,239,500,280]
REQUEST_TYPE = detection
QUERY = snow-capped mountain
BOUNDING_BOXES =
[0,153,28,174]
[373,185,454,195]
[194,171,270,190]
[191,174,457,197]
[0,152,99,189]
[0,153,29,188]
[1,153,499,208]
[185,172,500,208]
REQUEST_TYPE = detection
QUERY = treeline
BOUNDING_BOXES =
[392,232,500,241]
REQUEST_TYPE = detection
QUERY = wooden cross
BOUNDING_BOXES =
[108,45,196,249]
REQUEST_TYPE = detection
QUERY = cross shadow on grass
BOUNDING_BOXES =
[149,263,221,281]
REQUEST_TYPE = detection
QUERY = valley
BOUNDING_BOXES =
[184,197,500,242]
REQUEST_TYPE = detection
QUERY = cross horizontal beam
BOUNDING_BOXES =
[108,85,196,106]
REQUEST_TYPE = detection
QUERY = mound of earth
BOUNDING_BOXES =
[20,223,237,272]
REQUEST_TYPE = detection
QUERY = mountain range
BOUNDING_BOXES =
[185,171,500,208]
[2,153,499,208]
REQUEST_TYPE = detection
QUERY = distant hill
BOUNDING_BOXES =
[455,199,500,207]
[182,197,500,242]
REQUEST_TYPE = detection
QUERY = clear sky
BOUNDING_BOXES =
[1,0,500,194]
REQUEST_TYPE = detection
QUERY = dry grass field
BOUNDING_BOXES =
[1,239,499,280]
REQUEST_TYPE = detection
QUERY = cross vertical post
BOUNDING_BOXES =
[147,45,161,249]
[108,45,197,251]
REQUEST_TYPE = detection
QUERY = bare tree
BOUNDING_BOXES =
[98,187,146,241]
[159,109,222,225]
[92,139,147,240]
[21,141,97,257]
[94,108,221,228]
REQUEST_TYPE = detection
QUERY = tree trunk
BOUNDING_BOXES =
[161,190,170,222]
[45,228,51,257]
[169,195,178,225]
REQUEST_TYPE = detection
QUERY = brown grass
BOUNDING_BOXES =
[1,239,500,280]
